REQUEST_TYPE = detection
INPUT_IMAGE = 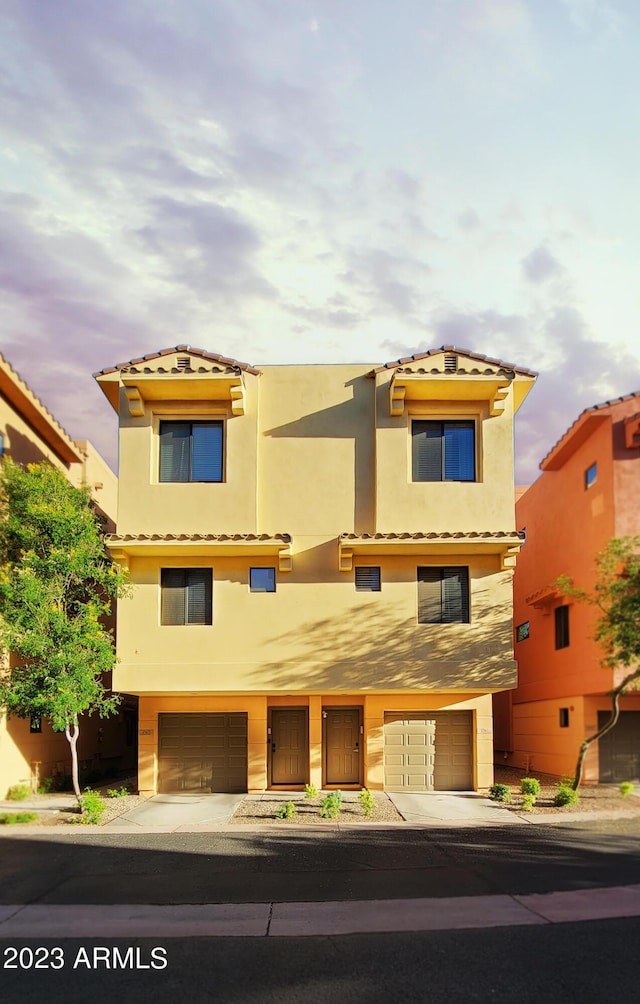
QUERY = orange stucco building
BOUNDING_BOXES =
[494,392,640,782]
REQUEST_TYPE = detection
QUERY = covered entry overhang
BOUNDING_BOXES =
[338,530,525,572]
[106,531,294,572]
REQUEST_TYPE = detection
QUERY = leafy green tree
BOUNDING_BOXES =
[558,536,640,790]
[0,460,128,802]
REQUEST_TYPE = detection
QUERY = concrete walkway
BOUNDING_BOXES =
[1,884,640,938]
[102,793,246,830]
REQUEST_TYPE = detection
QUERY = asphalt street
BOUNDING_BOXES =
[2,820,639,1003]
[1,820,639,905]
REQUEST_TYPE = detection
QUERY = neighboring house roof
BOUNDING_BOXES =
[373,345,538,378]
[541,390,640,471]
[0,352,82,464]
[93,345,261,377]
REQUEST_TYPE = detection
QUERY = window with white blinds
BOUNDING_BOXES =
[161,569,213,625]
[412,421,475,482]
[159,421,223,482]
[417,567,470,623]
[355,566,381,591]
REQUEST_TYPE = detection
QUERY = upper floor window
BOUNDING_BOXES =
[555,604,570,649]
[355,566,381,591]
[161,568,213,625]
[412,421,475,482]
[418,566,470,624]
[159,421,223,482]
[585,462,597,489]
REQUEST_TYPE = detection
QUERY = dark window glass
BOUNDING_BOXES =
[585,463,597,489]
[559,708,570,728]
[159,421,223,482]
[30,716,42,734]
[250,568,276,592]
[555,605,570,649]
[355,566,381,591]
[516,621,530,642]
[161,569,212,624]
[412,421,475,481]
[418,567,470,623]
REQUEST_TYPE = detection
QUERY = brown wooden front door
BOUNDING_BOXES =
[270,709,308,785]
[324,708,362,785]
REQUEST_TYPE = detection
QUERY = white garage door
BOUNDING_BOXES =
[384,711,474,791]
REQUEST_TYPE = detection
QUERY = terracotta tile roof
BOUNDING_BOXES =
[541,390,640,470]
[339,531,524,542]
[107,532,291,544]
[93,345,261,377]
[373,345,537,378]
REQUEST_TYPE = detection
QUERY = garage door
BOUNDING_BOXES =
[598,711,640,783]
[384,711,473,791]
[158,713,247,793]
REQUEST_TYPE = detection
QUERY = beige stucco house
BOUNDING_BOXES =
[95,345,536,796]
[0,353,135,795]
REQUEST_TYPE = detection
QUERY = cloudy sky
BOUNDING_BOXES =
[2,0,640,482]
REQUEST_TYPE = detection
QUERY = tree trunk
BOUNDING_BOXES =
[572,669,640,790]
[65,719,81,804]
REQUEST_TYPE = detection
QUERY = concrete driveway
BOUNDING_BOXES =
[103,792,245,831]
[386,791,525,826]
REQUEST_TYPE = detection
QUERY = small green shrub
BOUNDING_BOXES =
[6,784,30,802]
[520,777,540,796]
[275,800,296,820]
[0,812,38,824]
[619,781,635,798]
[358,788,376,817]
[488,783,511,803]
[37,777,54,794]
[521,794,536,812]
[304,783,319,799]
[106,787,129,798]
[553,784,579,808]
[320,791,342,818]
[559,775,575,788]
[79,788,106,824]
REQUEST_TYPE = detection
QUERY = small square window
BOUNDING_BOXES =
[516,621,530,642]
[250,567,276,592]
[355,566,381,591]
[585,463,597,489]
[30,716,42,734]
[555,605,570,649]
[559,708,570,728]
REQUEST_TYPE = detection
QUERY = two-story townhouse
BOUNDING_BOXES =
[493,392,640,782]
[0,352,136,795]
[95,345,536,796]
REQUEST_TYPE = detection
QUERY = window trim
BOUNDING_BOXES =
[160,568,213,625]
[417,565,470,624]
[411,419,476,483]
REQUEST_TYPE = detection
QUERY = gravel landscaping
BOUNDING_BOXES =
[492,766,640,817]
[231,791,404,825]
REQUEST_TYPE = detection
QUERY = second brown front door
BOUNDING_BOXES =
[324,708,362,785]
[270,709,308,785]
